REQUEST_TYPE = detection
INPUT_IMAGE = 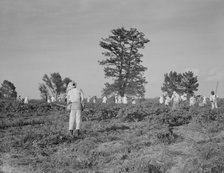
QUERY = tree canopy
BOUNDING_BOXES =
[99,27,149,97]
[38,83,49,101]
[0,80,17,99]
[39,72,72,101]
[181,71,199,96]
[161,71,199,96]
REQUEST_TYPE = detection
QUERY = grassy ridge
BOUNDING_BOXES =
[1,99,224,172]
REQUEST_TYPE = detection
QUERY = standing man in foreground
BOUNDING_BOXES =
[66,81,84,137]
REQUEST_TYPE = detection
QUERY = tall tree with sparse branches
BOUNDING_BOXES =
[99,27,149,97]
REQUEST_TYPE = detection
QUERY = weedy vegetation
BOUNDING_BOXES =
[1,99,224,172]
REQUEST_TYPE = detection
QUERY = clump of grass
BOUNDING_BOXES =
[0,118,45,129]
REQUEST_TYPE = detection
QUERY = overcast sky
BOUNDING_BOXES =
[0,0,224,99]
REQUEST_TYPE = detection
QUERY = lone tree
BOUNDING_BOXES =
[39,72,72,101]
[99,27,149,97]
[0,80,17,99]
[161,71,199,96]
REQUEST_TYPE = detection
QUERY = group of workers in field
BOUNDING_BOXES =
[65,80,219,138]
[159,90,219,110]
[86,94,137,105]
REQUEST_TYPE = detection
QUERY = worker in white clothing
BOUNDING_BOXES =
[24,96,29,104]
[66,81,84,137]
[122,95,128,104]
[210,91,218,109]
[159,94,164,104]
[165,95,171,106]
[203,96,207,105]
[171,91,181,110]
[117,95,122,104]
[189,95,196,106]
[102,96,107,103]
[132,98,136,104]
[181,93,187,102]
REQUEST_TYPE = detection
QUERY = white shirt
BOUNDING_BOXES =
[203,96,207,104]
[51,96,56,102]
[171,93,181,103]
[67,88,84,103]
[181,94,187,101]
[165,96,171,105]
[115,95,118,103]
[210,94,217,102]
[159,96,164,104]
[189,96,196,106]
[102,96,107,103]
[117,95,122,104]
[24,97,29,104]
[122,96,128,104]
[132,99,136,104]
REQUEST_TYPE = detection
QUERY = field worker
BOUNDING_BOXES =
[122,95,128,104]
[171,91,181,110]
[117,95,122,104]
[165,95,171,106]
[17,95,21,102]
[87,96,91,103]
[114,95,118,103]
[181,93,187,102]
[51,96,56,102]
[93,96,96,103]
[197,95,203,106]
[210,91,218,109]
[47,96,51,103]
[24,96,29,104]
[189,95,196,106]
[102,96,107,103]
[159,94,164,104]
[203,96,207,105]
[66,81,84,137]
[132,98,136,104]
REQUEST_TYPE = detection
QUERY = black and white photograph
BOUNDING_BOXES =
[1,0,224,172]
